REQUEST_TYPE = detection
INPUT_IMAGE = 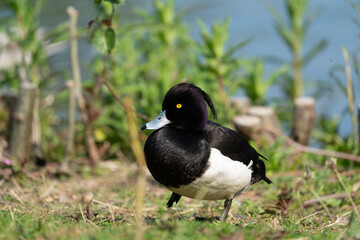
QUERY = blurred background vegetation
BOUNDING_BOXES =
[0,0,359,173]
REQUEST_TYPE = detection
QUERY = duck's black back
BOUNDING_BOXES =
[204,121,272,185]
[144,126,210,188]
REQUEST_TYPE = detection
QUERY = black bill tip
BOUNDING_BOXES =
[141,124,147,131]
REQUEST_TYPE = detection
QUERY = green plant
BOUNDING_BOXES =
[240,59,288,105]
[0,0,68,88]
[328,54,359,156]
[197,18,250,107]
[325,1,360,156]
[87,0,198,158]
[268,0,326,99]
[0,0,70,163]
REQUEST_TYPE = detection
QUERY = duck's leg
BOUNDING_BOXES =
[167,192,182,208]
[220,186,250,221]
[220,198,233,221]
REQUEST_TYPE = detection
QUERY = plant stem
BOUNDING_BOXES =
[124,97,146,240]
[62,80,75,172]
[217,74,227,105]
[293,41,303,99]
[102,80,150,121]
[264,126,360,162]
[68,6,100,167]
[303,192,356,207]
[216,57,230,119]
[333,166,360,220]
[342,47,359,154]
[358,103,360,156]
[291,1,304,100]
[308,184,333,220]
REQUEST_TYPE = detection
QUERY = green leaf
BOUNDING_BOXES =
[223,37,252,60]
[94,0,102,5]
[105,28,116,53]
[352,54,360,81]
[45,22,69,43]
[93,30,107,55]
[266,64,289,88]
[275,24,293,50]
[329,64,347,95]
[302,39,327,67]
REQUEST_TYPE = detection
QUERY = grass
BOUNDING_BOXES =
[0,159,359,240]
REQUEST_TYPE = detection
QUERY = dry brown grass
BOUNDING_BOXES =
[0,160,359,239]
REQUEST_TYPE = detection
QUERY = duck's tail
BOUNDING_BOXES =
[259,154,272,184]
[263,175,272,184]
[249,149,272,185]
[257,159,272,184]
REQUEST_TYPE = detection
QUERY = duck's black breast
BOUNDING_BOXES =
[144,126,210,188]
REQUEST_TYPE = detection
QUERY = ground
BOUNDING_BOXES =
[0,159,359,239]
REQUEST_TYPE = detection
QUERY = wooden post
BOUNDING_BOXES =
[245,106,280,129]
[233,106,280,144]
[290,97,316,146]
[9,82,37,165]
[233,115,261,141]
[230,96,251,114]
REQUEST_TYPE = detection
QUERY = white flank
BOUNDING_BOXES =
[167,148,252,200]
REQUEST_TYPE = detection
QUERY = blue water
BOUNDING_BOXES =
[2,0,360,136]
[135,0,360,136]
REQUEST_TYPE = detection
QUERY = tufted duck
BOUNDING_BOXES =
[141,83,271,221]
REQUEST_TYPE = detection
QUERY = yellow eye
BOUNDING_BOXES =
[176,104,182,109]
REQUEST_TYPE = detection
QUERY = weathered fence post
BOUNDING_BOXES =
[230,96,251,114]
[246,106,280,129]
[233,115,262,140]
[9,82,37,165]
[233,106,280,144]
[290,97,316,146]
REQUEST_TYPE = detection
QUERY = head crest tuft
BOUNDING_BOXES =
[200,89,217,120]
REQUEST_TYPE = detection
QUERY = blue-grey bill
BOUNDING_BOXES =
[141,110,170,130]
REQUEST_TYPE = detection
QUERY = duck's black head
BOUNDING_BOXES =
[141,83,217,132]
